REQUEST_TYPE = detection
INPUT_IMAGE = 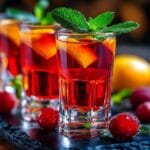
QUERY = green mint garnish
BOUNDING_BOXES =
[6,8,37,23]
[88,12,114,31]
[51,7,139,35]
[111,89,133,105]
[5,0,54,25]
[51,7,89,33]
[139,125,150,135]
[101,21,140,34]
[34,0,54,25]
[10,75,22,99]
[83,123,91,129]
[34,0,49,20]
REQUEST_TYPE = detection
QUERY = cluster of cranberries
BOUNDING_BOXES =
[130,87,150,123]
[109,87,150,140]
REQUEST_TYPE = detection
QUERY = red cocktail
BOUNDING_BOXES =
[56,30,116,137]
[0,19,21,76]
[20,24,59,121]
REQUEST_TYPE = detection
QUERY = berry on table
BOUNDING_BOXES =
[109,112,140,140]
[0,91,18,114]
[37,107,59,129]
[130,87,150,108]
[136,102,150,123]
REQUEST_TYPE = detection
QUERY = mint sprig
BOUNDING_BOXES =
[111,89,133,105]
[6,8,37,23]
[34,0,49,21]
[88,12,114,31]
[5,0,54,25]
[51,7,89,33]
[101,21,140,34]
[51,7,139,35]
[139,125,150,135]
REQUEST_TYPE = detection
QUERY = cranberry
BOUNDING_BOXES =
[109,112,140,140]
[37,107,59,129]
[130,87,150,108]
[136,102,150,123]
[0,91,18,114]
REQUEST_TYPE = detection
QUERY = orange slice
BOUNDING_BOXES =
[0,25,20,46]
[103,38,116,55]
[21,29,56,59]
[57,39,97,68]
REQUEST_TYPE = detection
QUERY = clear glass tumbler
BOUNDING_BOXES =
[56,29,116,138]
[20,24,59,121]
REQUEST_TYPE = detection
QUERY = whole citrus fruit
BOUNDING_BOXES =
[112,55,150,91]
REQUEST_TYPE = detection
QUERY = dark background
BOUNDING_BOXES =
[0,0,150,59]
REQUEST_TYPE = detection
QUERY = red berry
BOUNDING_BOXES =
[130,87,150,108]
[109,113,140,140]
[0,91,18,114]
[37,107,59,129]
[136,102,150,123]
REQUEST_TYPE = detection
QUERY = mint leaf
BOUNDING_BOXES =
[40,12,54,25]
[111,89,132,105]
[101,21,140,34]
[83,123,90,129]
[139,125,150,135]
[51,7,90,32]
[34,0,49,20]
[88,12,114,31]
[6,8,37,23]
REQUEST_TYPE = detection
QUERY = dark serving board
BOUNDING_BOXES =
[0,109,150,150]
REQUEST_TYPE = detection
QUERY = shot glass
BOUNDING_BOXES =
[0,19,21,77]
[56,29,116,138]
[20,24,59,121]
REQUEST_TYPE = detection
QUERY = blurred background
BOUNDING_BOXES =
[0,0,150,59]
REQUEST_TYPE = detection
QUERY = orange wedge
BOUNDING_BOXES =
[103,38,116,55]
[0,25,20,46]
[21,29,56,60]
[57,39,97,68]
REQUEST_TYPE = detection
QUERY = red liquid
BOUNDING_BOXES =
[21,32,59,99]
[58,39,115,110]
[0,34,21,76]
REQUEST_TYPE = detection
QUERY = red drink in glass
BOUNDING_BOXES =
[0,19,21,76]
[56,30,116,137]
[20,24,59,121]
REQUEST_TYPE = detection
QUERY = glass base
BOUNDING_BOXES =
[21,96,59,122]
[59,105,111,138]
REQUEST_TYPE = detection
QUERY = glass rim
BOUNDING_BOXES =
[0,19,21,25]
[20,22,60,29]
[56,28,115,37]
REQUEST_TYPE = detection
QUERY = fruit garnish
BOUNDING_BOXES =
[6,0,54,25]
[51,7,139,37]
[130,87,150,108]
[102,38,116,55]
[136,102,150,123]
[0,91,18,114]
[21,31,56,59]
[37,107,59,129]
[57,40,97,68]
[109,112,140,140]
[0,20,20,46]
